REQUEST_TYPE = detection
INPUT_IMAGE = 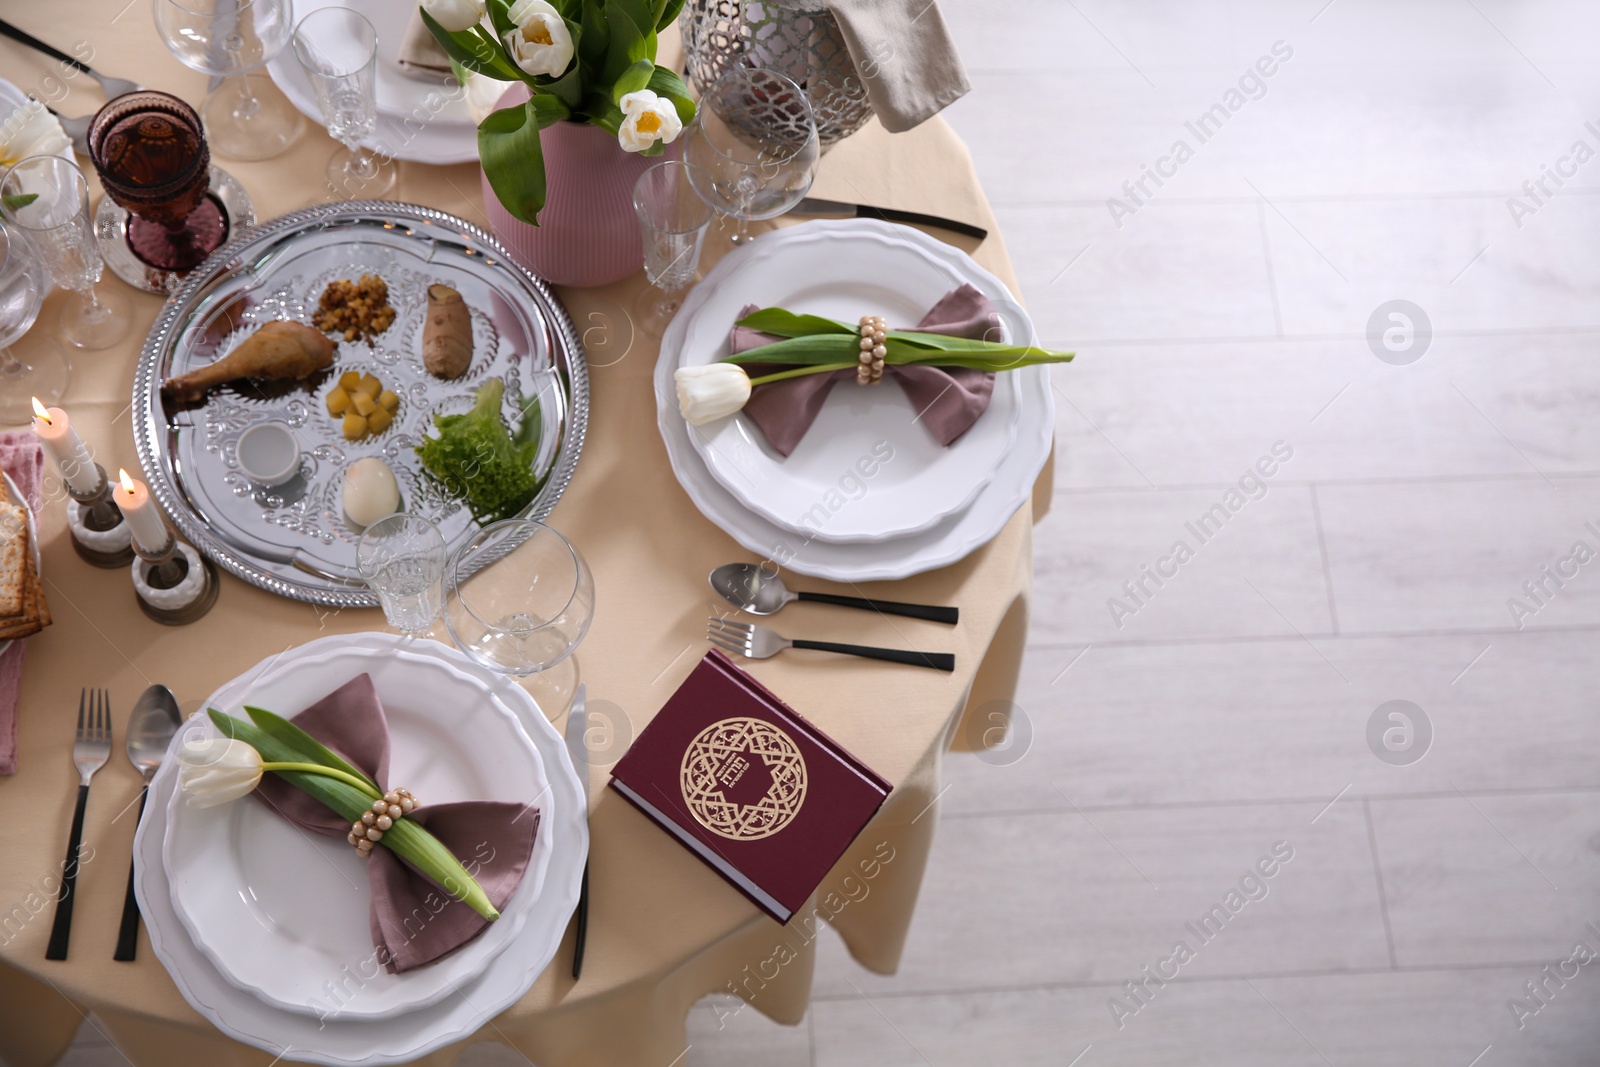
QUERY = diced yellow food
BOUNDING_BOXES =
[352,392,377,417]
[326,387,351,416]
[342,412,368,440]
[339,370,361,391]
[356,373,382,399]
[377,389,399,413]
[367,407,393,434]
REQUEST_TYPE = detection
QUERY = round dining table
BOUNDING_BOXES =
[0,7,1047,1065]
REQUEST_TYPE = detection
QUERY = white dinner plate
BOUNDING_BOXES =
[0,471,41,660]
[165,639,551,1020]
[672,224,1021,543]
[136,632,588,1066]
[266,0,480,164]
[656,220,1055,582]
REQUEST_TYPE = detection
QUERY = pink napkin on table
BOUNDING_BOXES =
[252,675,540,973]
[0,432,43,777]
[729,283,1002,458]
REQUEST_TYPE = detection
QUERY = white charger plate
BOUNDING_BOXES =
[656,220,1055,582]
[135,632,588,1067]
[165,639,552,1020]
[0,471,41,660]
[265,0,479,164]
[672,224,1022,544]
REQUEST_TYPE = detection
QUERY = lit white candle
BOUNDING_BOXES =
[114,469,171,555]
[30,398,101,496]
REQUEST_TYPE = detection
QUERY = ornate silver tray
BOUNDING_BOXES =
[132,202,589,608]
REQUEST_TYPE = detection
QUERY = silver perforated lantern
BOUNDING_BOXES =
[680,0,875,149]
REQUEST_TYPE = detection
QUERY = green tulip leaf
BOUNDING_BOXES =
[419,9,523,81]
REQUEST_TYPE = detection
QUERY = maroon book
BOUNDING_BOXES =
[609,649,891,922]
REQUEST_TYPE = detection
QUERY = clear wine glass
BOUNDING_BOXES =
[0,222,66,424]
[153,0,301,163]
[684,67,820,245]
[1,155,129,351]
[633,160,713,338]
[291,8,396,200]
[444,520,595,678]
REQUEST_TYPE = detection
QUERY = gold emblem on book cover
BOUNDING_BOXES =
[680,717,808,840]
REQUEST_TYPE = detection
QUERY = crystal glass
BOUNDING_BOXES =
[444,520,595,677]
[356,513,447,634]
[87,92,225,274]
[684,67,820,245]
[291,8,396,201]
[154,0,300,162]
[0,156,129,351]
[0,223,66,423]
[633,161,713,338]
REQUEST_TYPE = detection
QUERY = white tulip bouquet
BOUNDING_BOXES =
[420,0,694,224]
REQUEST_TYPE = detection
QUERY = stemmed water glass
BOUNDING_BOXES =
[0,223,65,423]
[292,8,396,200]
[633,161,713,338]
[683,67,820,245]
[1,156,129,351]
[153,0,301,162]
[444,520,595,679]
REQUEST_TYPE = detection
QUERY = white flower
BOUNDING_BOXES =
[421,0,486,33]
[463,71,510,124]
[0,101,70,170]
[177,737,263,808]
[503,0,574,78]
[675,364,751,425]
[617,90,682,153]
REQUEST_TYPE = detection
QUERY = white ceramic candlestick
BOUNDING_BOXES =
[117,469,219,625]
[30,402,134,567]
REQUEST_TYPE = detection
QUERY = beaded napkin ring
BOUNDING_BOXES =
[348,788,418,856]
[857,315,887,385]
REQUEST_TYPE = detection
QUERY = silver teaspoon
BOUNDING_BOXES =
[113,684,182,961]
[709,562,958,625]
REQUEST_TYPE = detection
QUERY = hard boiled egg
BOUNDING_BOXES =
[342,457,401,528]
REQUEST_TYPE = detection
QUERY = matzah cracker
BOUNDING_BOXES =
[0,501,28,619]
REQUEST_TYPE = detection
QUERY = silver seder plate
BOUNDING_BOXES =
[132,201,589,608]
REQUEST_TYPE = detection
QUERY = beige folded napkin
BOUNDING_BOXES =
[398,9,458,83]
[826,0,970,133]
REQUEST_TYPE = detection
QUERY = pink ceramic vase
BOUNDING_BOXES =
[480,84,660,288]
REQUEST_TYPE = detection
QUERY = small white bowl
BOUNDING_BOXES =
[236,423,301,487]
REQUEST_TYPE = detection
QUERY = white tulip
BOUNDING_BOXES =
[177,737,264,808]
[504,0,574,78]
[421,0,486,33]
[617,90,682,153]
[675,364,752,425]
[463,71,511,124]
[0,101,70,170]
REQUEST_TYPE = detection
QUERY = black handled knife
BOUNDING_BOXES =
[791,197,989,241]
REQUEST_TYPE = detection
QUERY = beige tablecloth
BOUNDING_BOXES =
[0,8,1045,1065]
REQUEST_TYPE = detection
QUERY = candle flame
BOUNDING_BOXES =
[118,468,136,494]
[30,397,49,423]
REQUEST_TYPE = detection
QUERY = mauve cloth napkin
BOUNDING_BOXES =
[253,675,539,973]
[0,432,42,777]
[729,283,1001,457]
[824,0,970,133]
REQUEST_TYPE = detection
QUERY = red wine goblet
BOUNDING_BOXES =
[88,91,228,273]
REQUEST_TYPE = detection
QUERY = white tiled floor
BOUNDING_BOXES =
[55,0,1600,1064]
